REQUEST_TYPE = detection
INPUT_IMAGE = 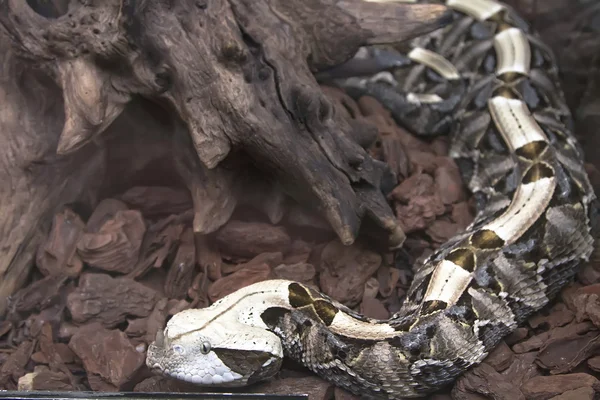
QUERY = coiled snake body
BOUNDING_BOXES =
[146,1,597,398]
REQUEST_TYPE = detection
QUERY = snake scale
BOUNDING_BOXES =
[146,0,598,398]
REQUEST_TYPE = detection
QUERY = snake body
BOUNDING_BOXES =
[146,0,597,398]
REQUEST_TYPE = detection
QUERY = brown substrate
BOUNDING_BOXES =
[1,83,600,400]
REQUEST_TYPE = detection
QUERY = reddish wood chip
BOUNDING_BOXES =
[485,341,515,372]
[451,202,474,229]
[36,208,85,277]
[215,220,291,258]
[505,327,530,346]
[0,341,35,389]
[588,355,600,372]
[9,273,68,313]
[452,362,526,400]
[536,330,600,374]
[164,228,196,299]
[377,266,401,298]
[85,199,129,233]
[434,161,467,205]
[69,323,146,389]
[283,239,313,265]
[389,173,436,203]
[319,240,382,307]
[502,352,542,388]
[528,303,574,330]
[273,262,316,283]
[360,297,389,320]
[17,367,74,391]
[521,373,600,400]
[77,210,146,274]
[120,186,193,217]
[66,273,159,327]
[380,133,410,180]
[208,262,272,302]
[197,235,222,281]
[127,215,185,279]
[512,321,594,354]
[395,194,445,233]
[425,219,462,244]
[550,386,595,400]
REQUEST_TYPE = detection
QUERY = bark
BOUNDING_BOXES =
[0,0,450,315]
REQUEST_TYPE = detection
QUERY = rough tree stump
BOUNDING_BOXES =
[0,0,450,315]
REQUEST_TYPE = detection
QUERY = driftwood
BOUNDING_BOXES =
[0,0,450,315]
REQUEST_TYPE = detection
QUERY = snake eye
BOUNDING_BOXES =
[172,344,185,355]
[200,341,211,354]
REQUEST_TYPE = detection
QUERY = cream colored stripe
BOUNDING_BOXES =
[488,96,547,151]
[329,312,398,340]
[423,260,472,306]
[494,28,531,76]
[483,176,555,243]
[408,48,461,80]
[446,0,505,21]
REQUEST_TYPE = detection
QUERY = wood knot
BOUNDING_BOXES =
[291,85,334,127]
[220,42,248,64]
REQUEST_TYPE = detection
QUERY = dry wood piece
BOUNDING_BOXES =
[273,263,316,283]
[127,215,186,280]
[390,173,436,203]
[485,341,515,372]
[451,202,474,229]
[505,327,530,346]
[0,340,35,390]
[528,303,575,330]
[85,199,130,234]
[120,186,193,217]
[0,320,12,338]
[536,331,600,374]
[283,240,314,265]
[69,323,146,389]
[77,210,146,274]
[222,252,284,276]
[512,321,594,354]
[215,220,292,259]
[572,292,600,329]
[380,133,410,181]
[208,262,273,302]
[389,164,447,235]
[66,273,159,327]
[164,228,196,299]
[360,298,389,320]
[425,219,461,244]
[377,266,401,298]
[549,387,595,400]
[8,273,68,314]
[126,298,170,347]
[501,352,542,389]
[434,161,466,205]
[320,239,382,306]
[588,355,600,372]
[196,235,223,282]
[521,373,600,400]
[36,208,85,277]
[452,362,526,400]
[17,366,74,391]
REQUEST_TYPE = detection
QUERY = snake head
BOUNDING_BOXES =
[146,308,284,386]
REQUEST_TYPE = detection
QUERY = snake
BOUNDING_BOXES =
[146,0,598,398]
